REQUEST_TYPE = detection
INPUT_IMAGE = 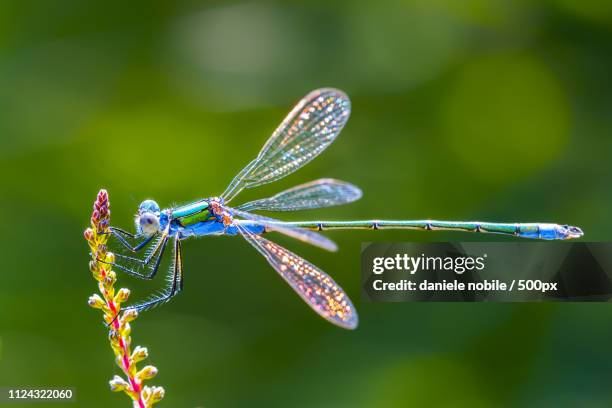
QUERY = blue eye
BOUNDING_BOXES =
[139,199,160,214]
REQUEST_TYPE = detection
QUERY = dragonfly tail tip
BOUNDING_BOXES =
[564,225,584,239]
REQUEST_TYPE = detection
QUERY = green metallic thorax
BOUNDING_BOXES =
[172,199,212,227]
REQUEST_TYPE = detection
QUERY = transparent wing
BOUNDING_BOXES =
[231,207,337,252]
[222,88,351,203]
[236,178,362,212]
[236,224,358,330]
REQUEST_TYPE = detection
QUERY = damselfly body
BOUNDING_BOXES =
[105,89,583,329]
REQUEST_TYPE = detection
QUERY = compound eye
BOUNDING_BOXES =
[139,199,160,214]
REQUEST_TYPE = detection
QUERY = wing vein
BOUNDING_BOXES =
[221,89,351,202]
[236,224,358,329]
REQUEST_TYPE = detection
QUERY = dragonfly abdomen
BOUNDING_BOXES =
[275,220,583,240]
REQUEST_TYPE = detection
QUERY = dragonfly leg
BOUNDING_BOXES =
[175,238,184,293]
[108,226,136,238]
[123,237,183,313]
[108,227,154,252]
[100,232,169,280]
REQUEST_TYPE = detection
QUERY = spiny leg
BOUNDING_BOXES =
[107,226,155,252]
[124,237,184,313]
[113,229,165,267]
[175,238,184,293]
[115,235,169,280]
[109,226,136,239]
[100,231,169,280]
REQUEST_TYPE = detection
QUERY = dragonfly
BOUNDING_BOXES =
[105,88,583,330]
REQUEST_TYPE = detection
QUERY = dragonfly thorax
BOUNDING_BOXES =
[209,197,233,227]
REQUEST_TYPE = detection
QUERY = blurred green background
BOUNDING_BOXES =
[1,0,611,406]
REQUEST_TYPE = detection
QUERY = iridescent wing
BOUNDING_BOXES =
[221,89,351,203]
[230,207,337,252]
[236,224,358,329]
[236,178,362,212]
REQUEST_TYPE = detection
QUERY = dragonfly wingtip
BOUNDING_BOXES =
[346,317,359,330]
[340,312,359,330]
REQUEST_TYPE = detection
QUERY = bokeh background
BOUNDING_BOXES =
[1,0,612,406]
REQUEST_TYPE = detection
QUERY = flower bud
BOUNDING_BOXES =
[150,386,165,403]
[120,322,132,338]
[122,309,138,323]
[141,386,152,401]
[97,201,108,213]
[84,228,94,241]
[109,375,130,392]
[103,271,116,289]
[98,218,109,230]
[115,288,130,303]
[136,365,158,381]
[131,346,148,363]
[109,329,120,343]
[88,294,106,309]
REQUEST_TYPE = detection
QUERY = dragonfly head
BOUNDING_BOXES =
[136,199,161,236]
